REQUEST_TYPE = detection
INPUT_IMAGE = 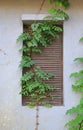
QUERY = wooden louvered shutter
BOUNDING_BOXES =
[22,24,63,106]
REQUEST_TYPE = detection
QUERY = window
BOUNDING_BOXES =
[22,22,63,106]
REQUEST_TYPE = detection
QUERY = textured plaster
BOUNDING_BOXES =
[0,0,83,130]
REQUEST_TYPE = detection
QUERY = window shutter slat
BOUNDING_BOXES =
[22,25,63,106]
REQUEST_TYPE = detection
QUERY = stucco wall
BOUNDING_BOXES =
[0,0,83,130]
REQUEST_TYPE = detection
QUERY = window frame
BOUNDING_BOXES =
[21,14,63,106]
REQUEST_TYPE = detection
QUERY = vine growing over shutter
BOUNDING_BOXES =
[66,38,83,130]
[17,0,69,130]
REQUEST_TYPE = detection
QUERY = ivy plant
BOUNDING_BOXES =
[50,0,70,9]
[17,22,63,107]
[17,1,69,130]
[66,38,83,130]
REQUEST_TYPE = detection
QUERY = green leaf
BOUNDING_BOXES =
[33,31,42,42]
[49,0,54,4]
[21,72,34,81]
[70,70,83,77]
[72,84,83,92]
[74,57,83,62]
[19,45,30,53]
[48,8,69,20]
[76,78,83,84]
[42,103,52,108]
[66,106,78,115]
[66,115,83,129]
[80,98,83,105]
[52,26,62,32]
[48,8,56,14]
[66,100,83,116]
[56,1,63,7]
[34,67,55,80]
[17,32,31,43]
[31,23,40,31]
[80,37,83,41]
[49,0,70,9]
[32,47,42,53]
[27,39,38,47]
[27,103,35,108]
[19,56,35,68]
[56,0,70,9]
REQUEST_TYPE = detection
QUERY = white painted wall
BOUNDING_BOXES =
[0,0,83,130]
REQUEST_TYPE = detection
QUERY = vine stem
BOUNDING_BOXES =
[79,120,83,130]
[35,103,39,130]
[39,0,45,12]
[35,0,45,21]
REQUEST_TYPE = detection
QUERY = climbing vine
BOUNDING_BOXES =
[49,2,83,129]
[17,22,63,107]
[66,38,83,130]
[17,0,83,129]
[50,0,70,9]
[17,0,69,130]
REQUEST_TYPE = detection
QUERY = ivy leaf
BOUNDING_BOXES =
[48,8,56,14]
[31,23,40,31]
[56,0,70,9]
[33,31,42,42]
[27,39,38,47]
[49,0,54,4]
[39,37,47,47]
[19,56,35,68]
[66,115,83,129]
[19,45,30,53]
[52,26,62,32]
[32,47,42,53]
[34,67,55,80]
[80,37,83,41]
[80,98,83,105]
[56,1,63,7]
[41,103,52,108]
[17,32,31,43]
[21,72,34,81]
[27,103,35,108]
[70,70,83,77]
[74,57,83,62]
[48,8,69,20]
[72,84,83,92]
[76,78,83,85]
[49,0,70,9]
[66,106,78,115]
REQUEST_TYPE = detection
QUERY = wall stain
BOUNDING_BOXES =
[0,49,6,55]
